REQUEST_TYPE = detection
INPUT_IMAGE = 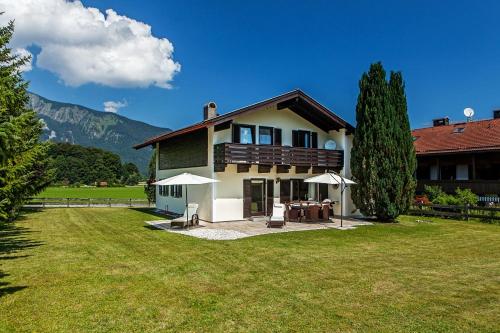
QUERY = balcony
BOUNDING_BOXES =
[213,143,344,172]
[416,179,500,195]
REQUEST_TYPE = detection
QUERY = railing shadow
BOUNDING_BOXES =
[0,213,43,298]
[130,207,175,219]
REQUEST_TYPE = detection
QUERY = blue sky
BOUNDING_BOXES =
[15,0,500,130]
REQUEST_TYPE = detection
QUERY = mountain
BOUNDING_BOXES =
[28,92,170,174]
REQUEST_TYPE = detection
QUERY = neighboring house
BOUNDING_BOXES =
[135,90,357,222]
[412,111,500,197]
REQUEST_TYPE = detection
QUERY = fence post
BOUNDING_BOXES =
[129,198,132,207]
[67,198,69,208]
[108,198,111,207]
[465,204,469,221]
[88,198,91,207]
[42,198,45,208]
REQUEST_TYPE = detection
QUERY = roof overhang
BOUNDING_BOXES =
[416,146,500,156]
[134,89,354,149]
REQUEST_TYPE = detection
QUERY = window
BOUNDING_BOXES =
[232,124,256,144]
[291,179,309,201]
[453,127,465,133]
[171,185,183,198]
[259,126,273,145]
[240,127,253,144]
[279,179,310,202]
[318,183,329,201]
[159,185,168,197]
[292,130,318,148]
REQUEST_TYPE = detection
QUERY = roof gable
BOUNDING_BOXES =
[135,89,354,149]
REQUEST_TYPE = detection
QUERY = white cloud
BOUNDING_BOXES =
[103,100,127,113]
[13,48,32,71]
[0,0,181,89]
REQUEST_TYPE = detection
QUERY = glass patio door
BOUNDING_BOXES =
[250,179,265,216]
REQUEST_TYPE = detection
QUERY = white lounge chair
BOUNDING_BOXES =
[170,203,199,229]
[267,203,286,228]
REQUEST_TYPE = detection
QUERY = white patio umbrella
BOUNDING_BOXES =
[304,171,356,227]
[153,173,219,224]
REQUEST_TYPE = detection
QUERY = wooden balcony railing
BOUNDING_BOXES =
[213,143,344,172]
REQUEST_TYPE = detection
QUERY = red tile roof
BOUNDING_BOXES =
[412,118,500,155]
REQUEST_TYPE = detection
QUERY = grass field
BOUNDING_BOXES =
[37,186,146,199]
[0,208,499,332]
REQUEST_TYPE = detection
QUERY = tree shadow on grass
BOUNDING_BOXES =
[0,215,43,299]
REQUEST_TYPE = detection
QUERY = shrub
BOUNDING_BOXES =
[424,185,444,202]
[455,188,478,206]
[433,193,459,206]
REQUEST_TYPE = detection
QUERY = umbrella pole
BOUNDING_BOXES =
[340,180,344,228]
[185,184,188,226]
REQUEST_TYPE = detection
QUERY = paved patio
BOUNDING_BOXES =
[145,217,373,240]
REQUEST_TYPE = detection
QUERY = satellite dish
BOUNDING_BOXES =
[324,140,337,150]
[464,108,474,118]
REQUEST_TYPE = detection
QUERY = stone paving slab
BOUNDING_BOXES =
[146,218,373,240]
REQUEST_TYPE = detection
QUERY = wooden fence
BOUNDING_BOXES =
[409,204,500,221]
[25,197,152,208]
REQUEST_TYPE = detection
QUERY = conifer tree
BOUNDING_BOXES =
[0,19,53,221]
[351,62,416,220]
[389,71,417,213]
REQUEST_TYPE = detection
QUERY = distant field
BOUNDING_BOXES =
[37,186,146,199]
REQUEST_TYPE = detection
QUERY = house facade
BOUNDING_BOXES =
[135,90,357,222]
[412,112,500,199]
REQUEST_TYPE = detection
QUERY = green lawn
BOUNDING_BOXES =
[0,209,499,332]
[37,186,146,199]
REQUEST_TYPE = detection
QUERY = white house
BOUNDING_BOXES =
[135,90,357,222]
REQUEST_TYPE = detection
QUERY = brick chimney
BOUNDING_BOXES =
[203,102,217,120]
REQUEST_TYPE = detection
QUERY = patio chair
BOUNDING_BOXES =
[170,203,199,229]
[267,203,286,228]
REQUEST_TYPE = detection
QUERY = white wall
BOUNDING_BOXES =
[212,164,321,222]
[213,106,332,148]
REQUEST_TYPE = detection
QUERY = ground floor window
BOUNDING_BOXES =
[170,185,183,198]
[280,179,310,202]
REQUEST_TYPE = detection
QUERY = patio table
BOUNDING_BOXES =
[286,201,333,222]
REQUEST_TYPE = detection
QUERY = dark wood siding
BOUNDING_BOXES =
[158,128,208,170]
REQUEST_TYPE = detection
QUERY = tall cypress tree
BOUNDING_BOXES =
[389,71,417,213]
[351,62,415,221]
[0,19,53,221]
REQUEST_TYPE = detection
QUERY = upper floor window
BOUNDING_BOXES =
[292,130,318,148]
[232,124,255,144]
[259,126,273,145]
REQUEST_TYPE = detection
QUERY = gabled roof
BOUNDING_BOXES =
[134,89,354,149]
[411,118,500,155]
